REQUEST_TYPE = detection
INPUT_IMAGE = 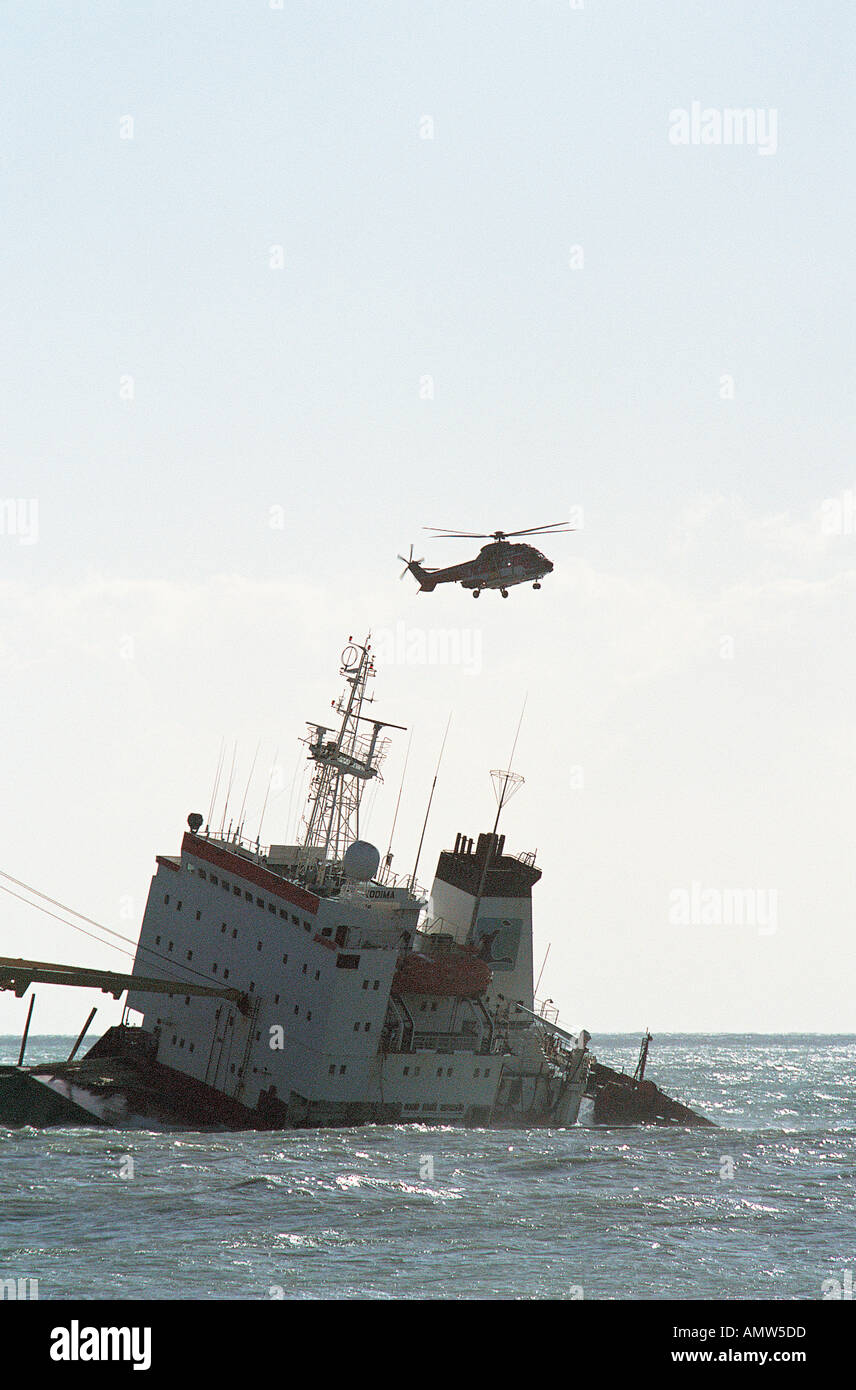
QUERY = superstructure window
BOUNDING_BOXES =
[256,897,264,908]
[282,954,288,965]
[198,870,206,880]
[291,914,299,925]
[233,886,241,897]
[163,894,170,905]
[336,954,360,970]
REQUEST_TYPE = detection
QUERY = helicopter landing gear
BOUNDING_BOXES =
[472,589,480,598]
[533,582,541,590]
[501,589,509,599]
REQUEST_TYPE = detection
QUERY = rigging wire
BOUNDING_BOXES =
[237,739,261,838]
[0,880,136,958]
[0,869,138,946]
[0,872,224,992]
[219,740,238,835]
[206,736,226,829]
[257,745,280,847]
[384,725,414,875]
[409,712,452,890]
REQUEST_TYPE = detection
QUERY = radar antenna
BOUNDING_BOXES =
[296,639,405,883]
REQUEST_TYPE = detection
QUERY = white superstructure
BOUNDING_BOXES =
[124,639,589,1128]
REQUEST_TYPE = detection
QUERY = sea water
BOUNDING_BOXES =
[1,1034,853,1300]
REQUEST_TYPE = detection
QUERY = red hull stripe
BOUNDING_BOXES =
[156,856,181,873]
[180,833,320,914]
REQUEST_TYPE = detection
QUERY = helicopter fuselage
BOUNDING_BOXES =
[406,541,554,596]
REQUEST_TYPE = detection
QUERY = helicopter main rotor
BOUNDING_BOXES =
[424,521,574,542]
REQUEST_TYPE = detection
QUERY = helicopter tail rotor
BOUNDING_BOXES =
[397,544,426,580]
[397,545,437,591]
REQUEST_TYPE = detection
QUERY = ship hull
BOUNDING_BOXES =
[0,1027,588,1132]
[586,1061,714,1127]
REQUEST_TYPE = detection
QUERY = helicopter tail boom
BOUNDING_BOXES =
[409,561,438,592]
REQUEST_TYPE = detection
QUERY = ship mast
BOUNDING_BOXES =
[296,639,404,883]
[467,696,527,936]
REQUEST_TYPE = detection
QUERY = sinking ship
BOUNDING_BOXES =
[0,638,594,1130]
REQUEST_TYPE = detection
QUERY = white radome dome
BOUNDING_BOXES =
[343,840,381,882]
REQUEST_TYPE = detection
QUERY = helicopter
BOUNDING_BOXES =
[398,522,573,598]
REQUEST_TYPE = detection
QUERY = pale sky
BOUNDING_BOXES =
[1,2,854,1035]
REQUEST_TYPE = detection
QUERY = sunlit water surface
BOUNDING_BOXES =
[1,1035,853,1300]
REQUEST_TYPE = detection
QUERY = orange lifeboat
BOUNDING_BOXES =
[392,949,492,998]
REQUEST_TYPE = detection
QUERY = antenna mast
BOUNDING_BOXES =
[382,726,414,882]
[409,712,452,891]
[296,639,405,881]
[468,696,527,935]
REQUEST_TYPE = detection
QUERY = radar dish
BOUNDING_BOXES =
[343,840,381,881]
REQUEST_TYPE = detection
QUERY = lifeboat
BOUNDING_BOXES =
[392,949,492,998]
